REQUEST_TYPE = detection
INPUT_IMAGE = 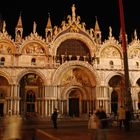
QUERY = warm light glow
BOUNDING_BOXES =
[3,116,22,140]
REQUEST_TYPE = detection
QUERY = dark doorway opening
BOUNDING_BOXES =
[0,103,4,117]
[111,90,118,115]
[69,98,79,117]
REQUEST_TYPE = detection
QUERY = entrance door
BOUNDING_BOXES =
[0,103,4,117]
[69,98,79,117]
[26,90,35,116]
[111,90,118,115]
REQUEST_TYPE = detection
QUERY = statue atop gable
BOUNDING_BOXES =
[72,4,76,21]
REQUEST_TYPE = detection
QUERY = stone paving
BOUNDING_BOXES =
[35,126,140,140]
[0,118,140,140]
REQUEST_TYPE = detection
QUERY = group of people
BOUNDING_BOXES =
[51,105,132,133]
[88,106,109,140]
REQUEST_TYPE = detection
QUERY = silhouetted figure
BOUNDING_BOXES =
[95,107,108,129]
[124,108,132,131]
[51,108,58,129]
[89,111,92,118]
[95,106,108,140]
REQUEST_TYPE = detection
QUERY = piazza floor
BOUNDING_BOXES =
[0,118,140,140]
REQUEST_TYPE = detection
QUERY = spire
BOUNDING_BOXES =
[119,28,122,42]
[16,13,23,28]
[94,16,101,44]
[45,13,52,42]
[33,21,37,34]
[134,29,137,40]
[119,28,128,43]
[2,20,6,33]
[109,26,112,37]
[94,16,100,31]
[46,13,52,30]
[15,12,23,42]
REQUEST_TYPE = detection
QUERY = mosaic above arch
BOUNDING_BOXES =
[61,68,92,87]
[52,61,100,86]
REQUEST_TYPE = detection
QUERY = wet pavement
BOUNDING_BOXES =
[0,118,140,140]
[35,124,140,140]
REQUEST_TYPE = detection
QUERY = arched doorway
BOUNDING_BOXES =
[138,92,140,109]
[59,66,96,117]
[19,73,43,117]
[69,89,81,117]
[111,90,118,115]
[109,75,125,113]
[26,90,35,116]
[0,76,9,117]
[136,79,140,110]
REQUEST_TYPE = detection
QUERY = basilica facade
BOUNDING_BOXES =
[0,4,140,119]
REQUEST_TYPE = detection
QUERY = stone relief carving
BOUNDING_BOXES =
[67,15,72,24]
[101,46,120,58]
[61,21,66,30]
[53,26,58,35]
[70,24,79,32]
[24,43,45,54]
[129,48,140,58]
[72,4,76,21]
[76,16,81,24]
[0,43,12,54]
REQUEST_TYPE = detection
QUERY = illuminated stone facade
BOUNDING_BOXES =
[0,4,140,119]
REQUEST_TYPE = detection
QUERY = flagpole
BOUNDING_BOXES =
[118,0,133,111]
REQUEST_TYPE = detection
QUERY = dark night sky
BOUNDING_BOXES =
[0,0,140,42]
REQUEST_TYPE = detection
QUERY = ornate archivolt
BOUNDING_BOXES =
[128,38,140,58]
[0,70,13,84]
[51,33,96,56]
[52,61,100,86]
[62,85,88,100]
[16,69,47,85]
[104,71,124,86]
[0,41,16,54]
[130,74,140,99]
[129,48,140,58]
[100,46,121,58]
[21,42,49,55]
[132,73,140,87]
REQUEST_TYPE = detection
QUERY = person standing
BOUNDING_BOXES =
[124,108,132,131]
[51,108,58,129]
[88,111,101,140]
[95,106,108,140]
[118,106,125,129]
[95,107,108,129]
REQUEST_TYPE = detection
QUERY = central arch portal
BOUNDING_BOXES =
[19,73,43,117]
[69,89,80,117]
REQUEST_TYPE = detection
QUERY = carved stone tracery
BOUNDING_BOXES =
[101,46,121,58]
[0,43,12,54]
[129,48,140,58]
[23,43,45,55]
